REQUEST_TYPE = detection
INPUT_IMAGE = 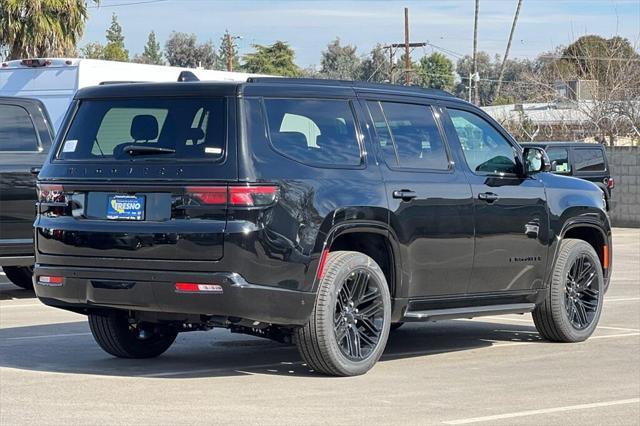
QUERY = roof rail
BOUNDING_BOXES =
[98,81,146,85]
[246,77,455,98]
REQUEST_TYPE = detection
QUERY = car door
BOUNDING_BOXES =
[361,98,475,298]
[442,107,550,294]
[0,102,50,256]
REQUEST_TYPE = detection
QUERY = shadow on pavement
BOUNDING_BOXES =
[0,318,542,379]
[0,285,35,301]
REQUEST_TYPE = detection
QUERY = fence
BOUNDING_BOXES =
[606,146,639,228]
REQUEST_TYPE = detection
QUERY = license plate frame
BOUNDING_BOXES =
[106,194,145,221]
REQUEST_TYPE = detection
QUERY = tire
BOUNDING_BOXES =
[295,251,391,376]
[533,239,604,342]
[88,313,178,358]
[3,266,33,290]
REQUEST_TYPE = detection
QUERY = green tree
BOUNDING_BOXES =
[218,30,240,71]
[80,42,105,59]
[0,0,99,60]
[417,52,455,91]
[359,44,390,83]
[319,38,361,80]
[164,32,218,69]
[134,30,163,64]
[242,41,301,76]
[102,13,128,61]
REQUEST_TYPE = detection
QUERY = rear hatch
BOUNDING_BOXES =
[36,93,238,263]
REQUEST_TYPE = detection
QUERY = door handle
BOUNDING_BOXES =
[392,189,417,201]
[30,167,41,176]
[478,192,499,203]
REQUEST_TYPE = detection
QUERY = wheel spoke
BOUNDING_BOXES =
[575,299,588,326]
[358,317,380,336]
[358,299,383,318]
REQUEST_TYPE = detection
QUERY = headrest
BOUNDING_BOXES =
[130,115,159,141]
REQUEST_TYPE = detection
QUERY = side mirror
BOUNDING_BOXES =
[523,147,551,174]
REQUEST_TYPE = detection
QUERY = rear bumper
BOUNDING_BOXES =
[33,265,316,326]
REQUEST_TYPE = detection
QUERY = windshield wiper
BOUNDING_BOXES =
[123,145,176,156]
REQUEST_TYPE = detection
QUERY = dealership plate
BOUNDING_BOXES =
[106,195,145,220]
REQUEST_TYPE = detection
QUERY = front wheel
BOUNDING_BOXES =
[533,239,604,342]
[3,266,33,290]
[89,313,178,358]
[295,251,391,376]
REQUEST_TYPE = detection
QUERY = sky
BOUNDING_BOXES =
[81,0,640,67]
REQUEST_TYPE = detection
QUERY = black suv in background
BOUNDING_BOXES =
[0,97,54,289]
[34,79,611,376]
[521,142,614,208]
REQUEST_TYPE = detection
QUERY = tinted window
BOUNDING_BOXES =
[448,109,518,175]
[58,98,225,160]
[573,148,605,172]
[0,104,39,151]
[379,102,448,170]
[546,147,571,173]
[263,98,361,166]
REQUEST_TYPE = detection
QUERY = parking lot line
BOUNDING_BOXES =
[478,316,640,332]
[4,332,91,340]
[442,398,640,424]
[606,297,640,302]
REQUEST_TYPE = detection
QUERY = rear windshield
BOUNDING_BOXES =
[57,98,225,161]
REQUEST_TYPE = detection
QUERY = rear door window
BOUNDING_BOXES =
[57,98,225,160]
[0,104,39,151]
[546,147,571,173]
[573,148,605,172]
[263,98,361,166]
[368,101,449,170]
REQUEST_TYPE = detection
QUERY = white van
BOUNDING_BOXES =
[0,58,261,131]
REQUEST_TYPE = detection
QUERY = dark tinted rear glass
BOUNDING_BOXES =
[263,98,361,166]
[573,148,605,172]
[0,104,39,151]
[57,98,225,160]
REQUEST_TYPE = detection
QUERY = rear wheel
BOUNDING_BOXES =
[533,239,604,342]
[295,251,391,376]
[89,313,177,358]
[3,266,33,290]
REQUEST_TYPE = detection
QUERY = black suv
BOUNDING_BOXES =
[34,79,611,376]
[521,142,614,208]
[1,96,54,289]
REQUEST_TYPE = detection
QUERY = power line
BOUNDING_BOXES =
[88,0,168,8]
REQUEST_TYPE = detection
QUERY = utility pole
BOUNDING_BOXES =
[472,0,480,104]
[495,0,523,100]
[382,8,426,85]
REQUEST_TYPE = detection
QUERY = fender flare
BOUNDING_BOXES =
[305,220,402,295]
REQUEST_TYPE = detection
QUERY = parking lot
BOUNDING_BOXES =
[0,228,638,425]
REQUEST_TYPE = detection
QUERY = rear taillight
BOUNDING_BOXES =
[606,177,615,189]
[229,185,277,206]
[37,184,66,203]
[185,185,277,207]
[37,276,63,286]
[186,186,227,205]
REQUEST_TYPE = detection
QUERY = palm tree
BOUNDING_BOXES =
[0,0,99,60]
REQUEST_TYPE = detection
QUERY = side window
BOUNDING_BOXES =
[263,98,361,166]
[0,104,39,151]
[573,148,605,172]
[546,147,571,173]
[448,109,519,175]
[368,101,449,170]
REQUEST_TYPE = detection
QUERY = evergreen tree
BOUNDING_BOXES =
[242,41,301,76]
[102,13,128,61]
[135,30,163,65]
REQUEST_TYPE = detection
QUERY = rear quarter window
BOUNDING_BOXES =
[0,104,39,151]
[573,148,605,172]
[263,98,362,167]
[57,98,225,161]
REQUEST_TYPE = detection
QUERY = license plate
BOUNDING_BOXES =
[107,195,145,220]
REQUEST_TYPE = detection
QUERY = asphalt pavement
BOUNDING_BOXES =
[1,228,638,425]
